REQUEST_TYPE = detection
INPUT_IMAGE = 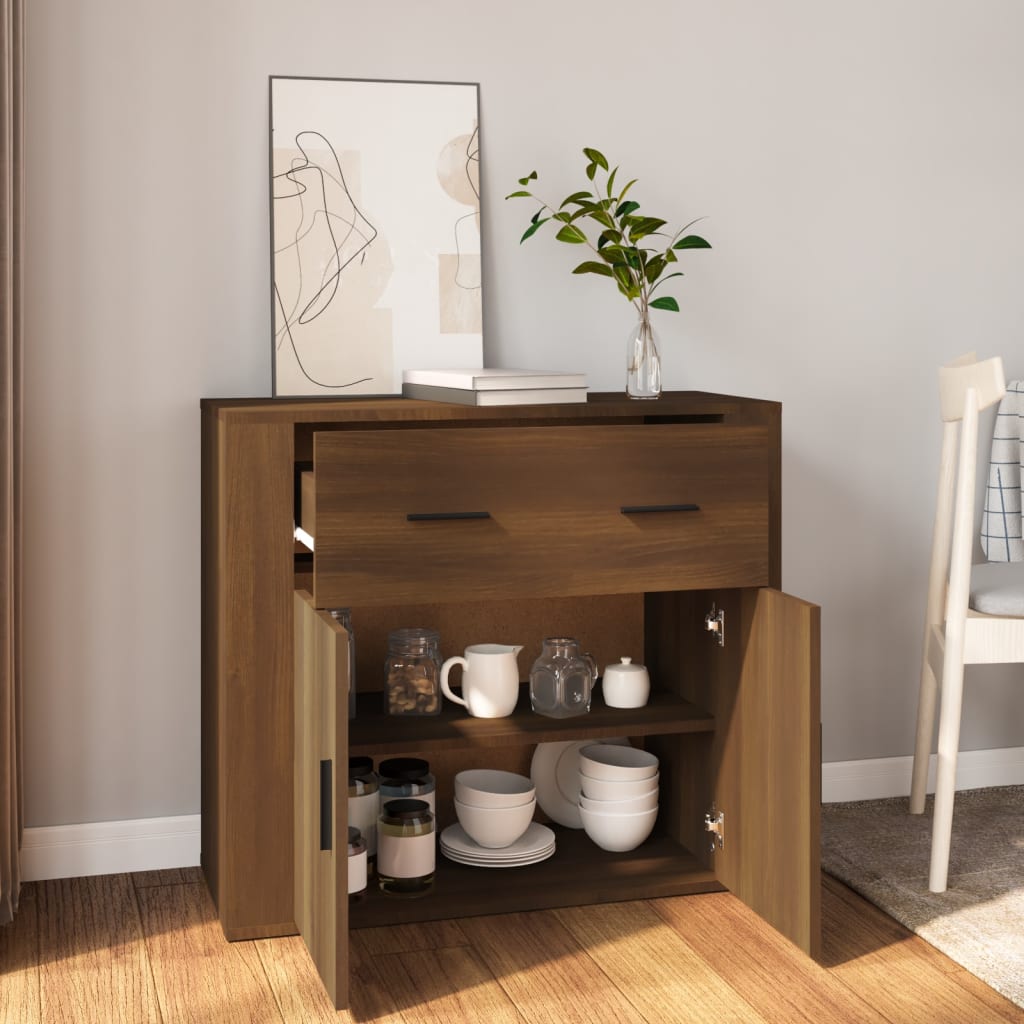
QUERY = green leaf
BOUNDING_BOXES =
[650,296,680,312]
[572,261,615,278]
[505,190,532,199]
[592,210,616,230]
[650,271,685,292]
[598,244,629,264]
[555,224,588,244]
[615,199,640,218]
[559,191,593,208]
[517,171,538,186]
[520,218,549,243]
[645,256,667,283]
[629,217,668,242]
[570,200,600,217]
[617,179,638,203]
[613,264,635,291]
[673,234,712,249]
[585,162,598,181]
[606,166,618,198]
[553,211,573,223]
[583,147,609,171]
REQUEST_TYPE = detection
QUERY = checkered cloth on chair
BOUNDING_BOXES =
[981,380,1024,562]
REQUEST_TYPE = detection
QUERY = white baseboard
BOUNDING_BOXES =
[822,745,1024,803]
[21,814,201,882]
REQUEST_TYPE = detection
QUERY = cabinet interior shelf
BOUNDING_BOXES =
[349,684,714,756]
[350,830,720,929]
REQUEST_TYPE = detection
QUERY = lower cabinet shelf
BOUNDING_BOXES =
[351,829,720,929]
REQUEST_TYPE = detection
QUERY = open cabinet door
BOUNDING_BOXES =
[294,590,351,1008]
[711,587,821,958]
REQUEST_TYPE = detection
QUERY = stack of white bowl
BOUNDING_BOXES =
[577,744,659,852]
[453,769,537,849]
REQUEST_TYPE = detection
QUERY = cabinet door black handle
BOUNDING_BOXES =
[406,511,492,522]
[319,759,332,851]
[620,503,700,514]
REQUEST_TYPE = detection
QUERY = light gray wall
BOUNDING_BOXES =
[23,0,1024,827]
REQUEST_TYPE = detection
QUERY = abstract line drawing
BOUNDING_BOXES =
[270,77,484,397]
[273,131,383,388]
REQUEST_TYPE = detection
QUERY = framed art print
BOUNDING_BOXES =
[270,76,483,396]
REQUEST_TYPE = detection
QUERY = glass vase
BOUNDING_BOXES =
[626,311,662,399]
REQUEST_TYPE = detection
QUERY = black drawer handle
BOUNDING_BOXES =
[319,759,332,851]
[406,511,491,522]
[620,503,700,514]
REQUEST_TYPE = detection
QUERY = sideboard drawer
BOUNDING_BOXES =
[311,423,771,607]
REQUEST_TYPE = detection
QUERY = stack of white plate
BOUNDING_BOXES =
[440,822,556,867]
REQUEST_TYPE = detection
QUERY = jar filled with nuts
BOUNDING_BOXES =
[384,627,442,716]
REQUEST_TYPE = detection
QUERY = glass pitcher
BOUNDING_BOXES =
[529,637,595,718]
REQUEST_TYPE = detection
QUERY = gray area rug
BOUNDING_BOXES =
[821,785,1024,1009]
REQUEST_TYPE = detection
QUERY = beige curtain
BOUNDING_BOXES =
[1,0,23,926]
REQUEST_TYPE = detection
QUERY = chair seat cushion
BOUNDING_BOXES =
[969,585,1024,616]
[969,561,1024,616]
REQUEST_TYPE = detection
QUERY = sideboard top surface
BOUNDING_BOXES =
[200,391,780,427]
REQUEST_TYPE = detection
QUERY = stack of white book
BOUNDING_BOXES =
[402,368,588,406]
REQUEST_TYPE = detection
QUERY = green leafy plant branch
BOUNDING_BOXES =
[506,147,711,318]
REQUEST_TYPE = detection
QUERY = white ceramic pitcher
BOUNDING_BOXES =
[440,643,524,718]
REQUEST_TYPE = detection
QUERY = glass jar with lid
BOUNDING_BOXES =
[347,755,379,871]
[328,608,356,719]
[347,826,367,901]
[377,757,436,814]
[529,637,596,718]
[377,798,434,898]
[384,627,442,716]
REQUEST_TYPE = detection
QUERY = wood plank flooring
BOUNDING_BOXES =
[1,870,1021,1023]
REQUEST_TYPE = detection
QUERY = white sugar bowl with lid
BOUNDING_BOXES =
[601,657,650,708]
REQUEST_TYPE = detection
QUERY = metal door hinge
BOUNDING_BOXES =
[705,604,725,646]
[704,807,725,851]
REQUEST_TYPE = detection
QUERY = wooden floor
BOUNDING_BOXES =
[1,870,1021,1024]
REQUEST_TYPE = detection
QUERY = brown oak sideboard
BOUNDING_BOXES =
[200,392,821,1010]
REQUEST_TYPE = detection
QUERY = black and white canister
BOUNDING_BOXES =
[377,798,434,898]
[348,756,379,869]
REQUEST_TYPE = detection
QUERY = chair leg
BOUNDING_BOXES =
[929,658,966,893]
[910,655,938,814]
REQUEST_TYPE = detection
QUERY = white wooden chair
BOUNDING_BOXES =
[910,352,1024,892]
